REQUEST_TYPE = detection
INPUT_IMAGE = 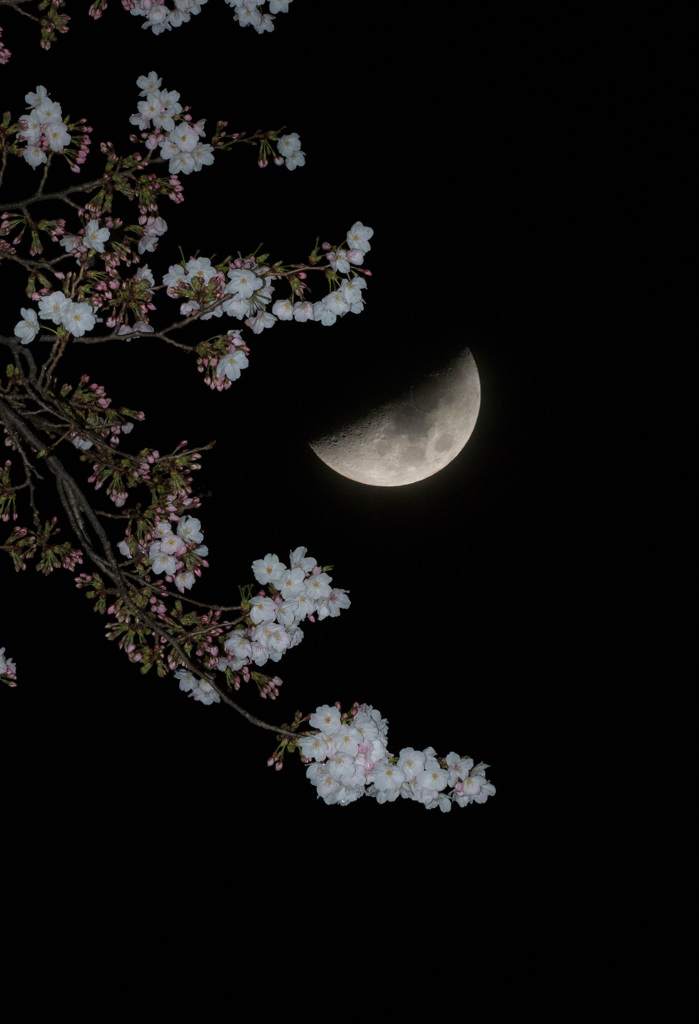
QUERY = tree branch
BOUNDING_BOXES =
[0,393,301,740]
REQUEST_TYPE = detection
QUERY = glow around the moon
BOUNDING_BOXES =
[309,347,481,486]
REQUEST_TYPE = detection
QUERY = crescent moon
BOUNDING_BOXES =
[309,347,481,486]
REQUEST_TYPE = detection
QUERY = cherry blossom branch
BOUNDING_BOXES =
[0,391,303,738]
[0,131,287,214]
[2,335,315,735]
[0,72,497,811]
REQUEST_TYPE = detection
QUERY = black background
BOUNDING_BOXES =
[1,3,580,860]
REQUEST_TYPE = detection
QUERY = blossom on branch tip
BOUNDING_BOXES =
[14,309,40,345]
[326,250,350,274]
[277,132,301,156]
[289,546,316,574]
[276,131,305,170]
[216,349,249,381]
[301,704,495,811]
[339,276,367,307]
[346,222,373,253]
[135,71,162,96]
[316,588,350,619]
[18,86,74,164]
[283,149,305,171]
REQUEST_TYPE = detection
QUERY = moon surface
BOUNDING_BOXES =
[309,347,481,486]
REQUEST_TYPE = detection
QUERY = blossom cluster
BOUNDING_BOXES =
[168,547,347,706]
[59,218,110,257]
[223,0,293,32]
[163,219,372,338]
[273,131,305,171]
[300,703,496,812]
[120,0,293,33]
[173,669,220,704]
[212,333,249,384]
[17,84,71,166]
[5,75,371,354]
[125,0,209,32]
[14,291,100,345]
[220,547,350,671]
[16,85,90,170]
[118,513,207,591]
[0,646,18,687]
[129,71,215,174]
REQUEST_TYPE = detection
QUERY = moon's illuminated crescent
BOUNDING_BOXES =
[309,347,481,486]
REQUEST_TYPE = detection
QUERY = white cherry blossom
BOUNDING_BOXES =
[177,515,204,544]
[346,221,374,252]
[227,268,263,299]
[248,595,278,624]
[309,704,342,735]
[251,553,286,586]
[84,220,110,253]
[61,302,97,337]
[216,349,249,381]
[38,291,70,324]
[14,308,40,345]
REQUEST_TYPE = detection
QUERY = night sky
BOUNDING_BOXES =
[1,4,575,846]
